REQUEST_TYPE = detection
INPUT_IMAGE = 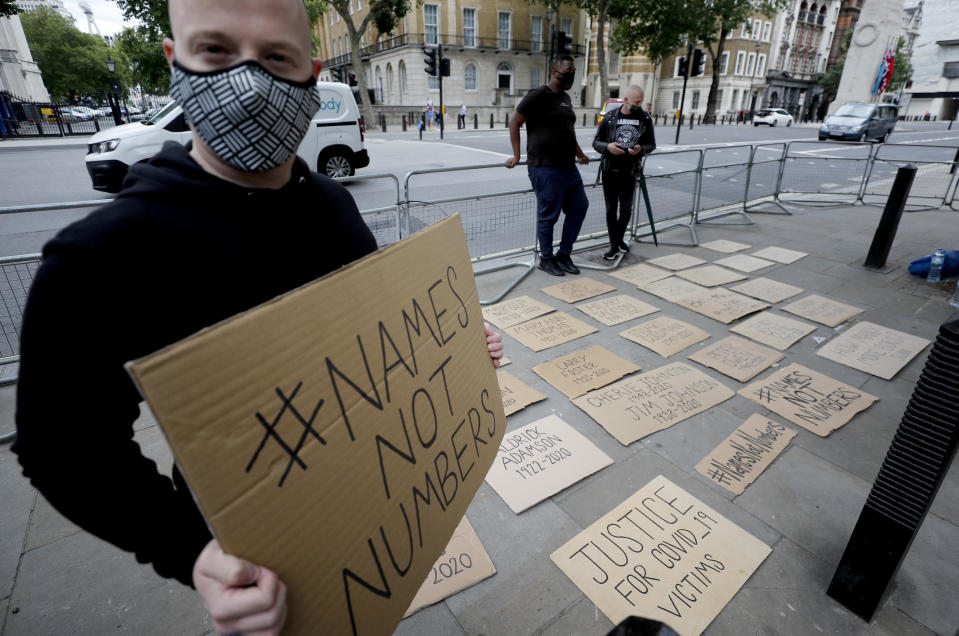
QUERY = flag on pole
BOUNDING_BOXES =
[872,47,896,95]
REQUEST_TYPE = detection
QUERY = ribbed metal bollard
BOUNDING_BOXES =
[827,312,959,621]
[864,164,917,269]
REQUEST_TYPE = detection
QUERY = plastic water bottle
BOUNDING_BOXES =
[950,280,959,308]
[927,248,945,283]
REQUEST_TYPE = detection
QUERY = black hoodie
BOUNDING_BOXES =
[13,142,377,586]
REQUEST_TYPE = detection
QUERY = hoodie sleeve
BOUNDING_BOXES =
[13,245,211,587]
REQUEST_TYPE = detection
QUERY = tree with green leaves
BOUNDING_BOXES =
[1,0,21,18]
[818,31,850,105]
[20,6,131,103]
[115,26,169,102]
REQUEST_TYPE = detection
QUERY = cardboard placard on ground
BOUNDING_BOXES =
[676,288,770,324]
[126,215,506,636]
[816,321,931,380]
[700,239,751,253]
[781,294,863,327]
[620,316,711,358]
[482,295,556,329]
[738,363,879,436]
[497,356,512,367]
[503,311,599,352]
[572,362,735,445]
[750,246,808,264]
[541,277,617,303]
[404,516,496,617]
[638,277,708,302]
[695,415,796,495]
[550,475,771,635]
[730,277,804,304]
[714,253,777,273]
[485,415,614,513]
[577,294,660,326]
[646,253,708,271]
[609,263,674,287]
[532,345,641,398]
[730,311,817,350]
[676,265,748,287]
[687,335,785,382]
[498,370,548,416]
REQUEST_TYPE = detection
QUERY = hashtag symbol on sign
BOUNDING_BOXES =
[246,382,326,487]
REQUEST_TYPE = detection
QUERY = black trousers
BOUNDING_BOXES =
[602,170,636,247]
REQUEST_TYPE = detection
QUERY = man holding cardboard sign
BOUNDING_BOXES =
[13,1,502,634]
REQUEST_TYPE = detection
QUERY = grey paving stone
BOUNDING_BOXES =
[5,531,211,635]
[0,450,34,601]
[735,445,870,566]
[930,463,959,528]
[756,266,847,295]
[395,600,466,636]
[534,594,614,636]
[23,494,81,553]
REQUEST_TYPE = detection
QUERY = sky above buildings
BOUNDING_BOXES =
[62,0,135,37]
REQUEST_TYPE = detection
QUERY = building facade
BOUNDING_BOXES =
[903,0,959,119]
[0,14,50,102]
[581,18,657,108]
[315,0,585,114]
[13,0,72,21]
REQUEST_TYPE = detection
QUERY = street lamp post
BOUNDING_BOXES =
[105,56,123,126]
[545,6,555,80]
[749,41,761,122]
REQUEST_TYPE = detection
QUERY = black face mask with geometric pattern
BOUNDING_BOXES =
[170,60,322,173]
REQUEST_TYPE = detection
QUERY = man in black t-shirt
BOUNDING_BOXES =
[592,85,656,260]
[506,55,590,277]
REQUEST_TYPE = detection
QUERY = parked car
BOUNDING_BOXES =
[597,98,624,125]
[62,106,95,122]
[95,106,113,118]
[85,82,369,192]
[753,108,793,127]
[818,102,898,142]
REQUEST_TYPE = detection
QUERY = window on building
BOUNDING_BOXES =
[674,56,684,77]
[399,60,407,92]
[530,67,541,88]
[386,64,393,97]
[561,17,573,37]
[498,12,512,49]
[745,52,755,75]
[756,53,766,77]
[735,51,745,75]
[741,22,749,38]
[716,89,724,108]
[424,4,438,45]
[356,0,361,9]
[465,62,477,90]
[497,62,513,93]
[375,66,383,102]
[429,74,439,89]
[462,8,476,47]
[753,20,761,39]
[531,15,543,52]
[731,89,739,110]
[672,91,680,109]
[720,51,729,74]
[762,21,772,42]
[691,90,700,109]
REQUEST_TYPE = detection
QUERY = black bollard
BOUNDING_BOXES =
[490,113,494,129]
[402,115,407,131]
[689,114,694,130]
[827,311,959,621]
[505,113,509,128]
[380,113,386,132]
[951,146,959,174]
[473,113,478,129]
[864,164,917,269]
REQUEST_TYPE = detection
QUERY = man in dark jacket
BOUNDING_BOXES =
[593,86,656,260]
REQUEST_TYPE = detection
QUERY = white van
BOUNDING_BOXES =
[85,81,369,192]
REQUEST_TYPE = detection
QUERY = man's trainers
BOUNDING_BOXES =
[603,247,619,261]
[538,256,565,276]
[619,240,630,253]
[556,254,580,274]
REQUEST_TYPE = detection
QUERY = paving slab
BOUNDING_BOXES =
[0,449,34,600]
[395,600,466,636]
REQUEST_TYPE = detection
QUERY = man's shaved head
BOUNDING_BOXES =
[168,0,312,44]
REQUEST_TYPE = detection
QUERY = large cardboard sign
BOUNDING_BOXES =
[577,294,660,326]
[572,363,735,445]
[620,317,711,358]
[610,263,674,287]
[638,277,708,302]
[675,288,770,324]
[738,363,878,436]
[675,265,747,287]
[730,311,817,351]
[647,253,708,271]
[404,516,496,617]
[730,277,804,304]
[533,345,641,399]
[750,246,807,264]
[126,216,506,636]
[687,335,784,383]
[481,295,556,328]
[694,415,796,494]
[781,294,863,327]
[714,254,776,273]
[816,321,931,380]
[485,415,614,513]
[498,370,548,416]
[503,311,599,352]
[550,475,772,635]
[542,277,617,303]
[700,239,751,253]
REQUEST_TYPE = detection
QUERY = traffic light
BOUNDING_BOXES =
[424,47,437,76]
[678,55,689,78]
[348,72,357,86]
[555,31,572,55]
[440,57,451,77]
[691,48,705,76]
[331,67,344,83]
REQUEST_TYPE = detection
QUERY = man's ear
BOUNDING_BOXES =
[312,58,323,79]
[162,38,176,68]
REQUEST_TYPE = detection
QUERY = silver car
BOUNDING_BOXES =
[753,108,794,127]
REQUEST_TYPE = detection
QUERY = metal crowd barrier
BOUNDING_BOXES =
[744,143,791,215]
[776,140,874,208]
[861,144,959,212]
[337,172,403,245]
[636,149,702,246]
[695,145,754,225]
[1,254,41,441]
